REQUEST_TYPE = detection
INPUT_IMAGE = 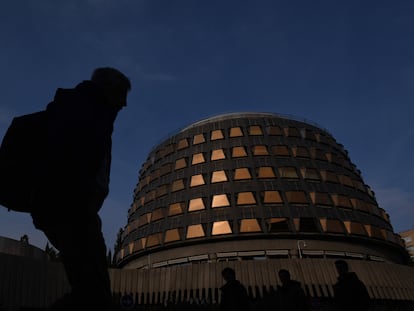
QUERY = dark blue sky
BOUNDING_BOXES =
[1,0,413,251]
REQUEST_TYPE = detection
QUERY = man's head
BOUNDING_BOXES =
[222,267,236,282]
[334,260,349,276]
[278,269,291,285]
[91,67,131,111]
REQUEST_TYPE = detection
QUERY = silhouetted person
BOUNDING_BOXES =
[333,260,370,311]
[276,269,309,311]
[30,67,131,311]
[220,267,251,311]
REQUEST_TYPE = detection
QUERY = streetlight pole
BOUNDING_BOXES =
[297,240,307,259]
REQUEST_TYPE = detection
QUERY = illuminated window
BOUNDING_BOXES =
[151,208,164,221]
[165,228,181,243]
[229,127,243,137]
[285,191,308,204]
[232,146,247,157]
[272,145,289,156]
[192,153,205,165]
[175,158,187,170]
[300,168,320,181]
[211,129,224,140]
[279,167,298,179]
[253,145,269,156]
[249,125,263,135]
[145,190,156,202]
[331,194,352,209]
[263,191,283,204]
[268,218,290,232]
[171,179,185,192]
[138,213,151,227]
[146,233,162,247]
[212,221,232,235]
[168,202,184,216]
[156,185,168,197]
[211,149,226,161]
[237,192,256,205]
[292,146,309,158]
[134,238,147,251]
[266,126,283,136]
[211,170,228,183]
[234,168,251,180]
[320,171,339,183]
[344,221,367,236]
[212,194,230,208]
[257,167,276,178]
[177,138,189,150]
[320,219,344,233]
[190,174,205,187]
[309,192,332,206]
[188,198,205,211]
[364,225,384,239]
[294,217,320,232]
[193,133,205,145]
[240,219,261,232]
[186,224,205,239]
[160,163,172,176]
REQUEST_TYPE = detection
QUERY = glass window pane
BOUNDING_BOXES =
[240,219,261,232]
[192,153,205,165]
[296,217,320,232]
[234,168,251,180]
[211,149,226,161]
[171,179,185,192]
[152,208,164,221]
[285,191,307,204]
[237,192,256,205]
[321,219,344,233]
[230,127,243,137]
[279,167,298,178]
[266,126,283,136]
[188,198,205,211]
[212,194,230,208]
[257,167,276,178]
[186,224,205,239]
[267,218,290,232]
[177,138,189,150]
[232,146,247,157]
[332,194,352,208]
[344,221,367,236]
[301,168,320,180]
[165,228,181,243]
[292,146,309,158]
[272,145,289,156]
[211,129,224,140]
[211,170,228,183]
[212,221,232,235]
[146,233,162,247]
[320,170,339,183]
[190,174,205,187]
[263,191,282,203]
[253,145,269,155]
[193,133,205,145]
[169,202,184,216]
[283,127,300,137]
[249,125,263,135]
[310,192,332,206]
[175,158,187,170]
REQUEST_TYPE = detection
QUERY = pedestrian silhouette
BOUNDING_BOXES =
[276,269,309,311]
[333,260,370,311]
[220,267,252,311]
[30,67,131,311]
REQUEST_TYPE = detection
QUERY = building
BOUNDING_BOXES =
[400,229,414,261]
[116,112,408,268]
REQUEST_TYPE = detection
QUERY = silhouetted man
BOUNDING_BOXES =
[30,67,131,311]
[220,267,251,311]
[333,260,370,311]
[276,269,309,311]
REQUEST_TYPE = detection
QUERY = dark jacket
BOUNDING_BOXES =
[220,279,251,311]
[333,272,370,311]
[31,81,118,223]
[277,280,309,311]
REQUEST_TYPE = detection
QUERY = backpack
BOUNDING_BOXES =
[0,110,47,212]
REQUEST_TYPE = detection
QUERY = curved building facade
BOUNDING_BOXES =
[116,112,408,268]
